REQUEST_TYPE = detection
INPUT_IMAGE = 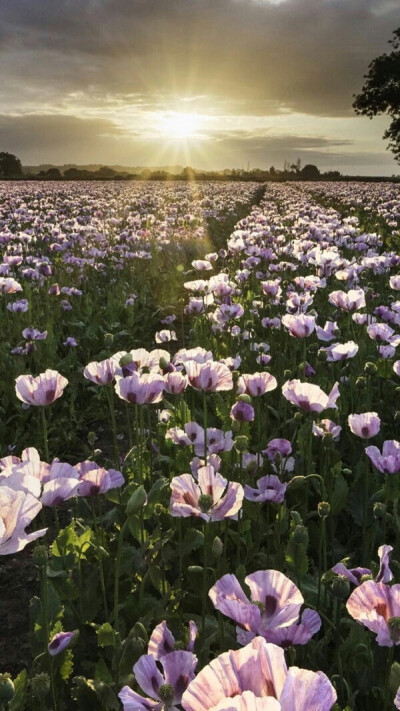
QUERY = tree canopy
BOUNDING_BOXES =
[0,152,23,179]
[353,28,400,164]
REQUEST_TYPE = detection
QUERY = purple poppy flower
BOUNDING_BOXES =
[329,289,366,312]
[320,341,359,361]
[119,650,197,710]
[148,620,197,659]
[230,400,255,422]
[244,476,287,504]
[184,360,233,392]
[209,570,319,647]
[48,631,75,656]
[263,439,292,460]
[312,419,341,440]
[348,412,381,439]
[365,440,400,473]
[115,373,165,405]
[181,636,336,711]
[164,372,188,395]
[315,321,338,342]
[393,361,400,376]
[155,330,177,343]
[170,466,243,522]
[367,323,395,343]
[64,337,77,347]
[22,327,47,341]
[347,580,400,646]
[7,299,29,313]
[48,283,61,296]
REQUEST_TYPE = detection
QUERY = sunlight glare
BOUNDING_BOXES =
[158,111,203,140]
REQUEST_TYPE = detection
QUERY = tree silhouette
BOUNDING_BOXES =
[353,28,400,163]
[0,152,23,179]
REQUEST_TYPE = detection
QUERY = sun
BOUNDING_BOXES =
[158,111,203,140]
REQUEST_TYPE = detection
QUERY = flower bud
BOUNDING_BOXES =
[234,435,249,452]
[322,432,334,449]
[237,393,252,404]
[355,376,366,389]
[212,536,224,559]
[104,333,114,346]
[364,361,377,375]
[32,545,48,568]
[30,673,51,700]
[294,412,303,422]
[331,576,350,599]
[0,674,14,703]
[394,411,400,424]
[318,501,331,519]
[373,502,387,519]
[360,573,373,583]
[127,485,147,516]
[342,468,352,476]
[283,369,291,379]
[292,525,308,546]
[87,431,98,447]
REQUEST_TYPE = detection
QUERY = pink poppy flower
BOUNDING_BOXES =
[237,373,277,397]
[155,330,177,343]
[15,369,68,406]
[148,620,197,660]
[83,358,116,385]
[244,476,287,504]
[170,465,243,522]
[348,412,381,439]
[0,277,22,294]
[181,636,336,711]
[365,440,400,473]
[74,461,124,497]
[209,570,319,646]
[230,400,255,422]
[347,580,400,646]
[315,321,338,342]
[115,373,165,405]
[174,348,213,365]
[184,361,233,391]
[282,380,340,412]
[119,650,198,711]
[0,486,47,555]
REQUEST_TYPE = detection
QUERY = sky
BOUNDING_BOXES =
[0,0,399,175]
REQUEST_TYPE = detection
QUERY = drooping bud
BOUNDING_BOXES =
[127,485,147,516]
[212,536,224,559]
[0,674,14,703]
[318,501,331,519]
[331,576,350,599]
[32,545,48,568]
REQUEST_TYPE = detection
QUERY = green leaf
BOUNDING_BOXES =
[330,473,348,515]
[94,657,114,685]
[9,670,27,711]
[96,622,116,649]
[59,649,74,680]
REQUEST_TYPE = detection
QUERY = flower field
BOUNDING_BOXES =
[2,179,400,710]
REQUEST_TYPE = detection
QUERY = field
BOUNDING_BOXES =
[1,179,400,710]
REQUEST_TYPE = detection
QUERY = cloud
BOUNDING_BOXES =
[0,0,398,118]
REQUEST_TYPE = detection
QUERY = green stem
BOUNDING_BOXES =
[40,407,50,462]
[202,522,208,652]
[114,522,127,632]
[90,501,109,619]
[107,385,120,469]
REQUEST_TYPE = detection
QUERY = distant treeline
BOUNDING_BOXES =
[0,153,399,182]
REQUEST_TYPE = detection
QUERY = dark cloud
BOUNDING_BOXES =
[0,0,398,117]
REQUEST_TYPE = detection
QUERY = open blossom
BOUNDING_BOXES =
[48,631,75,656]
[365,440,400,473]
[237,373,277,397]
[0,486,47,555]
[348,412,381,439]
[74,461,124,497]
[244,476,287,504]
[115,372,165,404]
[328,288,366,311]
[181,637,336,711]
[347,580,400,646]
[332,545,393,586]
[22,327,47,341]
[164,371,188,394]
[155,329,177,343]
[15,369,68,406]
[170,465,243,522]
[320,341,358,361]
[0,277,22,293]
[315,321,338,342]
[230,400,255,422]
[7,299,28,313]
[84,358,116,385]
[282,380,340,412]
[209,570,320,647]
[148,620,197,660]
[120,650,198,710]
[184,360,233,391]
[281,314,316,338]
